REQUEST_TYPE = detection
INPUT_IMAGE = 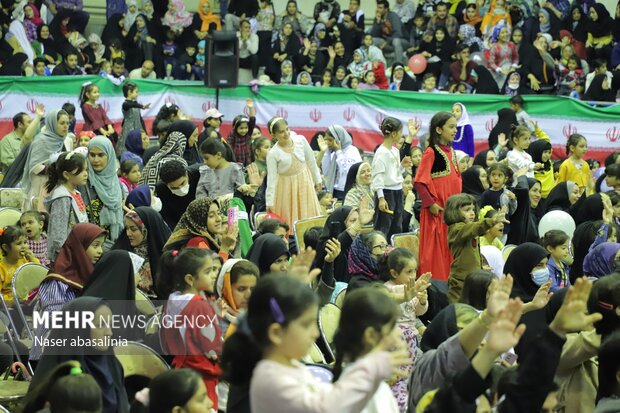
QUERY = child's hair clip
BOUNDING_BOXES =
[69,366,83,375]
[81,81,92,87]
[0,227,5,236]
[598,300,614,311]
[269,297,285,324]
[65,151,74,160]
[171,250,179,257]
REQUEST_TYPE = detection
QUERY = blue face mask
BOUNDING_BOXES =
[531,268,550,286]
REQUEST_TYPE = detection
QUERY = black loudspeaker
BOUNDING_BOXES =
[206,31,239,88]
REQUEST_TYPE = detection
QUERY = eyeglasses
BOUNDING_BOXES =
[373,243,389,250]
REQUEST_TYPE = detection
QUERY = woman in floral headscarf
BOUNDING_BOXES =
[347,231,390,292]
[113,206,171,297]
[164,197,238,261]
[458,24,485,53]
[161,0,193,39]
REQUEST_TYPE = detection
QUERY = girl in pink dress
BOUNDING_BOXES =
[266,117,322,227]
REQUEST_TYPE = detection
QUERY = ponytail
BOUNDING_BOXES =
[221,275,318,385]
[45,151,87,193]
[157,248,216,299]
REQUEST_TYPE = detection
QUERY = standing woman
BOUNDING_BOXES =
[21,109,70,210]
[83,136,124,242]
[414,112,461,281]
[266,117,322,228]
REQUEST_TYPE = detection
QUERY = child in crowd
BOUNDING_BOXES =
[558,133,591,194]
[0,226,39,304]
[358,70,379,90]
[199,108,224,149]
[227,99,256,166]
[455,150,470,173]
[20,210,49,267]
[506,125,544,179]
[382,248,431,411]
[479,206,505,250]
[280,60,294,84]
[419,73,439,93]
[317,191,336,214]
[444,193,506,302]
[197,138,256,199]
[509,95,533,131]
[119,159,140,196]
[20,361,103,413]
[333,287,404,413]
[131,369,214,412]
[372,117,412,239]
[79,82,118,149]
[480,163,517,241]
[45,152,89,263]
[197,40,206,74]
[221,275,408,413]
[251,137,271,177]
[119,81,150,154]
[76,130,95,149]
[543,229,571,292]
[526,121,554,198]
[216,259,259,338]
[297,71,312,86]
[159,248,223,410]
[557,56,586,98]
[452,102,474,157]
[348,49,367,78]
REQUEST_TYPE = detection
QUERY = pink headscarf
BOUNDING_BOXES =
[25,2,43,26]
[161,0,193,30]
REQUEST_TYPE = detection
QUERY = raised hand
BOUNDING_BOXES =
[359,195,375,225]
[549,277,602,338]
[289,247,318,284]
[498,133,508,148]
[487,275,513,318]
[526,279,553,312]
[317,134,328,152]
[486,298,527,354]
[324,239,342,263]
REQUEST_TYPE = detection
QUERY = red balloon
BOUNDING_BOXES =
[408,54,427,75]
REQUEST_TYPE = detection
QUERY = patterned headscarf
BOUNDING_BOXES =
[165,197,220,249]
[139,131,187,188]
[458,24,485,51]
[347,235,381,279]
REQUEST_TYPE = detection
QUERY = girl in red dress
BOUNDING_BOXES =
[414,112,462,281]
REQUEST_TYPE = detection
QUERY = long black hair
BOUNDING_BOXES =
[332,286,399,380]
[45,152,87,193]
[221,275,318,385]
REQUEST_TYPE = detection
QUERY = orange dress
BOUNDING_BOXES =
[414,144,462,281]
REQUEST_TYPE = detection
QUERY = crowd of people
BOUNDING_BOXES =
[0,0,618,100]
[0,76,618,412]
[0,0,618,413]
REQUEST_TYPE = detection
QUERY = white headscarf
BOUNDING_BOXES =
[454,102,471,127]
[481,245,505,278]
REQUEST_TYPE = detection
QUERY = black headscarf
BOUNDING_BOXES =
[570,220,603,281]
[473,65,500,95]
[112,206,171,292]
[583,73,616,102]
[488,108,517,149]
[527,139,553,171]
[344,162,362,194]
[544,181,574,213]
[101,13,126,46]
[507,177,541,245]
[420,303,479,351]
[167,120,198,141]
[389,62,418,91]
[505,242,549,302]
[573,193,604,226]
[36,24,58,58]
[312,206,354,281]
[461,166,486,198]
[473,149,492,168]
[246,233,290,275]
[31,297,129,413]
[564,5,588,42]
[587,3,614,38]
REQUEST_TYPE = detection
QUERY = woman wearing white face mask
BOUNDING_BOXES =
[503,242,552,356]
[112,206,171,298]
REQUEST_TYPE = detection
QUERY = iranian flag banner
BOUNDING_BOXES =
[1,76,618,160]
